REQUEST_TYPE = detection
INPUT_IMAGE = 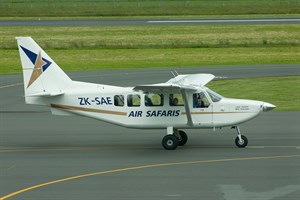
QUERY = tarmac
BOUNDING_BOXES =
[0,65,299,200]
[1,17,300,26]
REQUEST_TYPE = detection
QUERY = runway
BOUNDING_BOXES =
[0,65,299,199]
[1,17,300,26]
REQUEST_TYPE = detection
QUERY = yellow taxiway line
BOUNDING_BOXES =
[1,154,299,200]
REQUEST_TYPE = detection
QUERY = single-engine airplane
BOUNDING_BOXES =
[16,37,276,150]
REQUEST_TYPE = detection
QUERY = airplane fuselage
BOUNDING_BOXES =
[28,81,265,130]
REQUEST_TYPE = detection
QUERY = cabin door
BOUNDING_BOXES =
[191,92,213,126]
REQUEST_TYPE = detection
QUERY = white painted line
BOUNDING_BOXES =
[0,83,23,89]
[148,18,300,24]
[215,76,228,79]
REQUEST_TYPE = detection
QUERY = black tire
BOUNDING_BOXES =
[177,130,188,146]
[235,135,248,148]
[162,135,178,150]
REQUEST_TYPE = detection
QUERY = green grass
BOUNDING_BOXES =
[1,46,299,74]
[1,24,300,49]
[207,76,300,111]
[1,0,299,17]
[1,24,299,74]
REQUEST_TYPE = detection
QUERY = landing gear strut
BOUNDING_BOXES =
[233,126,248,148]
[162,127,188,150]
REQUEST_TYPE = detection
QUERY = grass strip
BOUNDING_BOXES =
[1,14,300,21]
[1,0,299,17]
[1,24,299,73]
[1,24,299,49]
[207,76,300,111]
[1,47,299,74]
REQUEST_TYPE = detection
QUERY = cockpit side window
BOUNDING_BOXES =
[127,94,141,107]
[193,92,210,108]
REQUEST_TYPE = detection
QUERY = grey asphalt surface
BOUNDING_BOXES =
[0,65,300,199]
[1,17,300,26]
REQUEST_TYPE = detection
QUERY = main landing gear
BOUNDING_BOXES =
[162,126,248,150]
[232,126,248,148]
[162,127,188,150]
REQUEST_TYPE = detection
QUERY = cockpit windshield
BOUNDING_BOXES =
[206,89,223,102]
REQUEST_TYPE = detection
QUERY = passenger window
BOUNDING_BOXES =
[145,93,163,106]
[193,92,210,108]
[127,94,141,107]
[114,95,124,107]
[169,93,184,106]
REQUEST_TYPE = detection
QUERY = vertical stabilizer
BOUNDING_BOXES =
[16,37,72,103]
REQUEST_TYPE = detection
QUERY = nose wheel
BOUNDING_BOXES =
[233,126,248,148]
[235,135,248,148]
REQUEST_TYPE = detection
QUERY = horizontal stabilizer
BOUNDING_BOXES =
[26,91,64,97]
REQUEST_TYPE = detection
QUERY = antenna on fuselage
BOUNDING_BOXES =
[171,70,179,77]
[171,71,176,77]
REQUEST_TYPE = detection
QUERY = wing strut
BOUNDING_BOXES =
[181,89,193,126]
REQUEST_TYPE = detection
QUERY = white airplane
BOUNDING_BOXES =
[16,37,276,150]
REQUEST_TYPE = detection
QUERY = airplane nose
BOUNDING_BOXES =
[263,102,276,112]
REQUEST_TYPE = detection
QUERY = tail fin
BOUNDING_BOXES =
[16,37,72,103]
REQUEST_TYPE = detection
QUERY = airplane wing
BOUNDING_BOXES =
[133,73,215,126]
[133,74,215,93]
[166,73,215,87]
[133,83,196,93]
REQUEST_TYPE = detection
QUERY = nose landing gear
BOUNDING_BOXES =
[232,126,248,148]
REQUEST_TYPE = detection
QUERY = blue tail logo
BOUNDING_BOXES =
[20,46,52,88]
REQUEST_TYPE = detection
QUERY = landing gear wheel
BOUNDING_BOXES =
[177,130,188,146]
[235,135,248,148]
[162,135,178,150]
